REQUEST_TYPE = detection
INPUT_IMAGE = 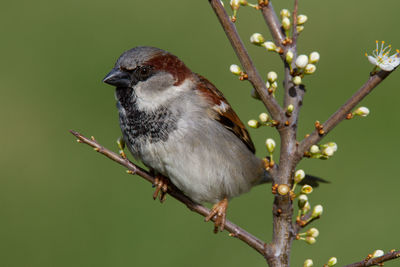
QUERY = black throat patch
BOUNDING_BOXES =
[115,87,178,150]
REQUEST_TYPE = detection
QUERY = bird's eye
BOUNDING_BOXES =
[140,67,149,75]
[136,66,153,81]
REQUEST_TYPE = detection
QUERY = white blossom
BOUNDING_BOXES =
[294,169,305,183]
[372,250,384,258]
[247,119,259,128]
[312,205,323,218]
[295,54,309,68]
[266,138,276,153]
[229,64,242,75]
[293,76,302,85]
[327,257,338,266]
[309,52,320,63]
[354,106,370,117]
[250,33,265,45]
[280,9,290,19]
[304,64,316,74]
[367,40,400,71]
[267,71,278,82]
[297,14,308,25]
[303,259,313,267]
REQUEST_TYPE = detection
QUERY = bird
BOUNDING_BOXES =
[102,46,323,232]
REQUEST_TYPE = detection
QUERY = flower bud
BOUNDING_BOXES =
[286,50,294,64]
[267,71,278,82]
[248,119,259,128]
[298,194,308,209]
[302,201,311,213]
[304,64,316,74]
[312,204,323,218]
[327,142,338,152]
[295,54,309,68]
[327,257,338,266]
[259,113,269,122]
[322,146,334,157]
[372,250,384,258]
[230,64,242,75]
[263,41,277,51]
[266,138,276,153]
[354,107,370,117]
[230,0,240,10]
[296,25,304,33]
[301,184,313,194]
[250,33,265,45]
[309,52,320,63]
[280,9,290,19]
[294,169,305,183]
[293,76,302,85]
[303,259,313,267]
[239,0,248,5]
[307,228,319,238]
[305,236,316,245]
[310,145,320,154]
[282,17,291,31]
[297,14,308,25]
[287,104,294,113]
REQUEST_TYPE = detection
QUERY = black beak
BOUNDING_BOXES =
[103,68,131,87]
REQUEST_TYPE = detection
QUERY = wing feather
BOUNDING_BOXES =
[195,74,256,153]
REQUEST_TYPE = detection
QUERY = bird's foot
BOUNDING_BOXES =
[116,137,126,159]
[152,175,169,203]
[205,198,228,233]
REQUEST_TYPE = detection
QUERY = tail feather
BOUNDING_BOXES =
[259,170,329,187]
[300,174,329,187]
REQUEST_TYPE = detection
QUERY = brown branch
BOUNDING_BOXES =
[69,130,268,256]
[258,2,304,266]
[343,250,400,267]
[208,0,283,122]
[260,1,286,46]
[297,70,392,159]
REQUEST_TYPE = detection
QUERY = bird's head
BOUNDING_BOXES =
[103,46,193,109]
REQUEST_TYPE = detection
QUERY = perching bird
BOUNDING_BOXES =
[103,46,322,232]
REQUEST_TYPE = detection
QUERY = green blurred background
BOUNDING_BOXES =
[1,0,399,266]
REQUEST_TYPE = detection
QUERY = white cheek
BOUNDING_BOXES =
[135,79,193,111]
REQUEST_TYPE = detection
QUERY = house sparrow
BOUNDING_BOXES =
[102,46,322,232]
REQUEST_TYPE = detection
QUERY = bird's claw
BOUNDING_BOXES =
[205,198,228,233]
[152,175,169,203]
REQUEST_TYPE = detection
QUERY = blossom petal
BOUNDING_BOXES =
[378,62,395,71]
[368,56,377,65]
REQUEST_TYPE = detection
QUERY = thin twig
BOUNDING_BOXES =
[343,250,400,267]
[69,130,268,256]
[208,0,283,122]
[291,0,299,45]
[297,70,392,159]
[293,212,320,234]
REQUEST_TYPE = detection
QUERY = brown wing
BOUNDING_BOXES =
[195,74,256,153]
